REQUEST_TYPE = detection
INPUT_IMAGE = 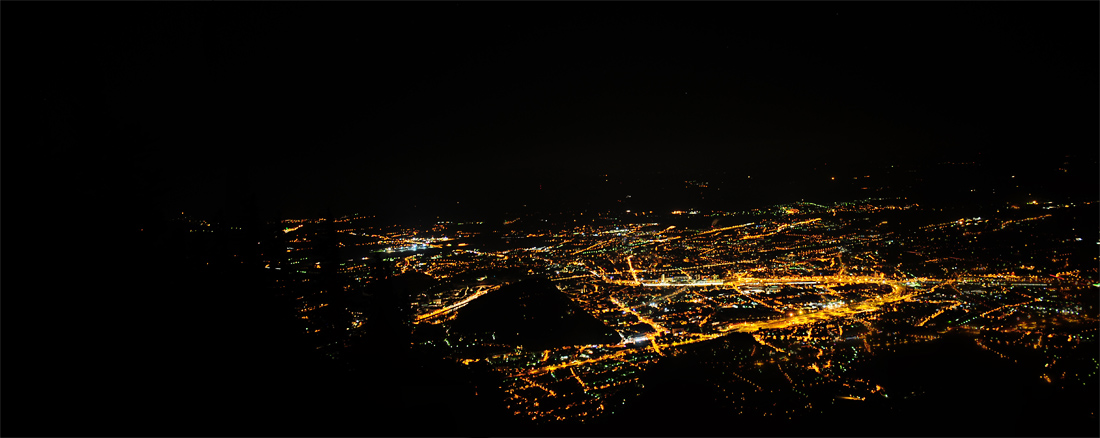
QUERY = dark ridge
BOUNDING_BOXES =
[448,278,621,351]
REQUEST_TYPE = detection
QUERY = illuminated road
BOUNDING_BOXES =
[726,286,914,333]
[917,300,963,327]
[609,296,669,334]
[626,255,640,283]
[741,218,821,240]
[645,279,918,353]
[977,297,1041,319]
[416,284,502,322]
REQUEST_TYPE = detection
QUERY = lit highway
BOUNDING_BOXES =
[416,284,503,322]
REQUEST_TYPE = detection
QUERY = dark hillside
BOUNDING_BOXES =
[449,278,620,350]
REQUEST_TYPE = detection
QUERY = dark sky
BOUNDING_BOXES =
[9,2,1098,222]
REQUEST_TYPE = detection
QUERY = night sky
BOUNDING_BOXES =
[10,3,1098,222]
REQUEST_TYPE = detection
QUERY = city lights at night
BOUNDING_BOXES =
[6,2,1098,437]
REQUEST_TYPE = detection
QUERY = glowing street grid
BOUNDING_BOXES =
[268,197,1098,425]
